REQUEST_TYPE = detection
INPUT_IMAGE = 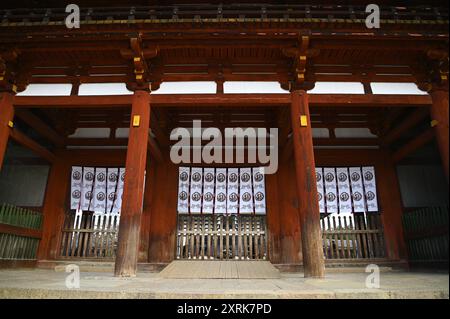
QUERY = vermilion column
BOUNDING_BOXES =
[115,90,151,277]
[290,90,325,278]
[430,89,449,181]
[37,150,71,260]
[0,92,14,170]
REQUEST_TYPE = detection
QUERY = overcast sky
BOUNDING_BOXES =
[17,81,427,96]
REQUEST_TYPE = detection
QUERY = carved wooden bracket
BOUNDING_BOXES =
[0,48,25,94]
[281,36,319,91]
[120,35,159,92]
[415,48,449,93]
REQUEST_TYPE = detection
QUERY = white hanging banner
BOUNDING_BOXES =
[70,166,83,210]
[349,167,365,213]
[214,168,227,214]
[323,167,338,214]
[315,167,325,213]
[362,166,379,212]
[112,168,125,214]
[92,168,107,213]
[336,167,352,214]
[106,168,119,213]
[227,168,239,214]
[80,167,95,211]
[202,168,215,214]
[190,167,203,214]
[239,168,253,214]
[252,167,266,215]
[177,167,190,214]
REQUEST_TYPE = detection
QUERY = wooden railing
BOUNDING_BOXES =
[60,211,120,259]
[402,207,449,266]
[321,213,385,260]
[176,214,267,260]
[0,203,42,260]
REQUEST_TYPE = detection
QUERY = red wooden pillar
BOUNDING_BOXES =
[0,92,14,170]
[115,90,150,277]
[430,89,449,181]
[277,159,302,265]
[376,150,408,261]
[37,150,71,260]
[290,90,325,278]
[148,158,178,263]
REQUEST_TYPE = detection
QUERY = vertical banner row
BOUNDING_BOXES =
[70,166,125,214]
[317,166,379,214]
[176,167,267,215]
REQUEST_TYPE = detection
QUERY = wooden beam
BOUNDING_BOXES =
[0,223,42,239]
[382,108,430,146]
[152,94,290,107]
[309,94,432,108]
[13,94,432,109]
[290,91,325,278]
[150,94,432,108]
[392,128,435,163]
[9,128,56,163]
[115,90,151,277]
[0,92,14,170]
[15,110,65,147]
[13,95,133,108]
[313,138,380,146]
[66,138,127,146]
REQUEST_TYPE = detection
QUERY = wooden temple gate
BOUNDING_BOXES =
[176,215,267,260]
[0,2,448,277]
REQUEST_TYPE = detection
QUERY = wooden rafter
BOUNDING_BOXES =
[9,127,55,163]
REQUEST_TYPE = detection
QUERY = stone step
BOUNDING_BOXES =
[36,260,167,273]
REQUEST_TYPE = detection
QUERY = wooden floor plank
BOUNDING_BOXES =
[158,260,280,279]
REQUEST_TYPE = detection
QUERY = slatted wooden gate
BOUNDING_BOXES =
[0,204,43,260]
[176,214,267,260]
[59,211,120,259]
[403,207,449,266]
[321,213,385,259]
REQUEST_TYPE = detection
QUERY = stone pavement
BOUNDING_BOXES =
[0,268,448,299]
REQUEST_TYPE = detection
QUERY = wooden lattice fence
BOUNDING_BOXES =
[0,203,42,260]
